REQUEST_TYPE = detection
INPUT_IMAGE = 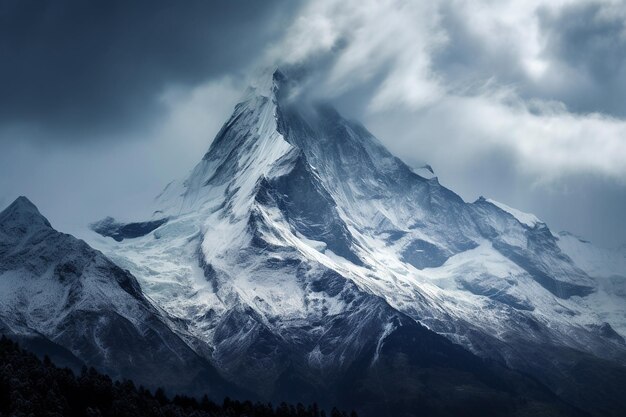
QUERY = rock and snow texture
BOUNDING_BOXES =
[81,70,626,412]
[484,198,541,228]
[0,197,233,397]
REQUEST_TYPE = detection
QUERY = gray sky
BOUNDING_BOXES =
[1,0,625,247]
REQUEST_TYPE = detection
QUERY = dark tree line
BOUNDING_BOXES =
[0,337,356,417]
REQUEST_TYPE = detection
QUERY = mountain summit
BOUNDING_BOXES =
[82,69,626,415]
[0,196,51,234]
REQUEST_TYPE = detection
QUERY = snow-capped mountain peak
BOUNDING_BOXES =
[85,69,626,416]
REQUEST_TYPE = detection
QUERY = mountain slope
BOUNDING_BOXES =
[87,69,626,416]
[0,196,235,398]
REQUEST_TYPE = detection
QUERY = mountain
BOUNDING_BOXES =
[0,196,236,398]
[0,204,580,417]
[80,69,624,415]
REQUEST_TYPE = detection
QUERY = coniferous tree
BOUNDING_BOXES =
[0,336,357,417]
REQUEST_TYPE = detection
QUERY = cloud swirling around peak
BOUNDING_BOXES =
[266,0,626,184]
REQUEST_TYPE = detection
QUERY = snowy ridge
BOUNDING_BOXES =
[485,198,542,228]
[557,231,626,279]
[556,231,626,336]
[411,164,437,180]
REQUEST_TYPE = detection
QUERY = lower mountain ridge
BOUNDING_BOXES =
[0,196,237,399]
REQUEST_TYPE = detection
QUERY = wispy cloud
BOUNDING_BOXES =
[267,0,626,184]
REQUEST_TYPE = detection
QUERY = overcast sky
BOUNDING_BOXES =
[1,0,625,248]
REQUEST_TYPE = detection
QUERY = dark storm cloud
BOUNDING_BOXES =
[432,3,527,92]
[537,1,626,116]
[431,0,626,118]
[0,0,296,139]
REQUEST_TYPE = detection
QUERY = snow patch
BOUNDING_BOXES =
[486,198,541,228]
